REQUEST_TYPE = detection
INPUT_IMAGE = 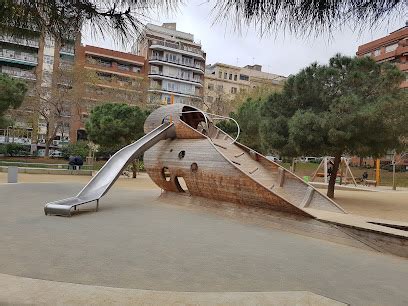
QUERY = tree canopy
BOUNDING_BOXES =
[0,73,27,128]
[86,103,148,152]
[259,54,407,198]
[0,1,404,41]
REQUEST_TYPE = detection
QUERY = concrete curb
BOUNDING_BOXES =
[0,273,346,305]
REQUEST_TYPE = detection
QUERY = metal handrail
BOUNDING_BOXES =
[204,112,240,144]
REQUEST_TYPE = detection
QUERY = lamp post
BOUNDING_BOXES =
[392,151,396,191]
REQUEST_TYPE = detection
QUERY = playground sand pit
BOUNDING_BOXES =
[316,188,408,222]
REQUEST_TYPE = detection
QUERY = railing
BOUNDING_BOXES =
[60,59,74,69]
[0,161,93,170]
[149,87,203,99]
[0,67,36,79]
[150,40,205,57]
[150,55,204,71]
[0,34,39,48]
[0,136,32,144]
[117,64,130,71]
[0,50,37,64]
[60,44,75,54]
[149,71,202,84]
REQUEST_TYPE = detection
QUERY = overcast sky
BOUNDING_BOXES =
[82,1,405,77]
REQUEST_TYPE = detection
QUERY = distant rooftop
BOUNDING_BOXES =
[145,23,197,44]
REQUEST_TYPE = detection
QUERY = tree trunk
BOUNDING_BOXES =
[132,160,137,178]
[44,139,53,157]
[327,154,341,199]
[44,122,51,157]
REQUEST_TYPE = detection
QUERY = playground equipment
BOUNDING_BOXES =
[44,123,176,216]
[310,156,359,186]
[44,104,407,258]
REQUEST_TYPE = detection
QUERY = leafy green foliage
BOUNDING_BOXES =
[61,141,89,159]
[0,73,27,125]
[261,55,406,158]
[234,98,264,153]
[259,54,406,197]
[0,143,29,157]
[85,103,148,155]
[216,98,264,153]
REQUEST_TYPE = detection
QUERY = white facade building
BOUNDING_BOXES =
[132,23,206,106]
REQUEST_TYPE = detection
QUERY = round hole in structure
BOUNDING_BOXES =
[178,150,186,159]
[161,167,171,181]
[170,149,173,152]
[190,162,198,172]
[174,176,188,193]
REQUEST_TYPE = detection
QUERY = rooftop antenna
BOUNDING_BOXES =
[252,57,255,65]
[236,57,239,66]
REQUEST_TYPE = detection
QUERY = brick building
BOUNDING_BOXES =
[356,23,408,89]
[70,45,146,142]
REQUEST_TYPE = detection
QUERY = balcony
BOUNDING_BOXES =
[149,55,204,73]
[0,50,38,66]
[148,87,203,99]
[148,71,203,86]
[1,67,36,80]
[149,40,205,59]
[60,44,75,55]
[0,35,39,48]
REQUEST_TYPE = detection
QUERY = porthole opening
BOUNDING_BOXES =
[178,150,186,159]
[161,167,171,181]
[190,162,198,172]
[174,176,188,193]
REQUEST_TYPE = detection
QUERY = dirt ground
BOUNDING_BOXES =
[1,172,407,222]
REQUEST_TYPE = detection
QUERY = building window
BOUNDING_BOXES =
[224,72,227,79]
[206,96,214,103]
[218,71,222,78]
[133,66,141,73]
[373,49,381,56]
[234,74,237,81]
[239,74,249,81]
[216,85,223,92]
[231,87,237,94]
[208,83,214,90]
[118,63,130,71]
[44,55,54,65]
[385,43,398,53]
[229,73,232,80]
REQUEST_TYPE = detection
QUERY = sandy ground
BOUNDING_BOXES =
[1,172,407,222]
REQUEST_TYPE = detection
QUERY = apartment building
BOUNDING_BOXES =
[356,23,408,89]
[204,63,287,113]
[71,45,146,142]
[132,23,206,107]
[0,27,77,153]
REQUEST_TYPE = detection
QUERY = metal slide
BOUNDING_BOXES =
[44,123,175,216]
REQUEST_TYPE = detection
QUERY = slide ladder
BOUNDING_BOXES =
[44,123,175,216]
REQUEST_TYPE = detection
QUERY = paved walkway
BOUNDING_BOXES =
[0,273,344,305]
[1,182,408,305]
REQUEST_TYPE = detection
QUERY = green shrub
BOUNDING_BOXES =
[0,143,30,156]
[61,141,89,159]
